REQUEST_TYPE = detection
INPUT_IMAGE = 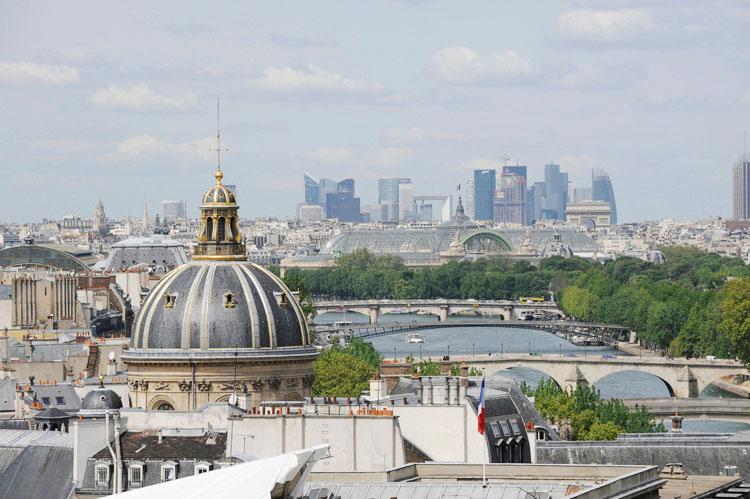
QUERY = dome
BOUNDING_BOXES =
[129,261,311,352]
[81,386,123,412]
[202,183,236,205]
[646,249,666,264]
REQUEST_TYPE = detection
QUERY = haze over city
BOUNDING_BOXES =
[1,1,748,222]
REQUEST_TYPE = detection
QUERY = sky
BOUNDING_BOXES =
[1,1,748,223]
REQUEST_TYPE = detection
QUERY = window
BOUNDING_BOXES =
[42,397,50,405]
[161,463,177,482]
[490,422,501,438]
[128,464,144,488]
[510,421,520,435]
[223,291,236,309]
[156,403,174,411]
[164,292,175,309]
[500,422,511,435]
[95,464,109,488]
[56,397,65,405]
[194,463,211,475]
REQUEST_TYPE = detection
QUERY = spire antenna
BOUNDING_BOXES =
[209,97,229,184]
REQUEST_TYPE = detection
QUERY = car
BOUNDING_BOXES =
[602,354,615,359]
[565,353,578,357]
[489,352,502,357]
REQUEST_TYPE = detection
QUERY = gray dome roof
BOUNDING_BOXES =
[129,261,311,352]
[81,387,123,411]
[647,249,666,263]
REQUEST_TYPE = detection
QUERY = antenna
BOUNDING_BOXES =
[209,97,229,172]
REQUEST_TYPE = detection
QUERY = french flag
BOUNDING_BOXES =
[477,375,486,434]
[456,184,461,191]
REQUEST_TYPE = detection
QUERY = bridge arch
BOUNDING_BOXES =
[460,230,513,253]
[491,365,565,392]
[592,370,676,398]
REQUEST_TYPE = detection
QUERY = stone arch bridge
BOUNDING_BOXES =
[313,299,561,323]
[452,354,749,399]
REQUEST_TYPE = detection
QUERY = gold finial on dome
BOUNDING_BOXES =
[215,167,223,184]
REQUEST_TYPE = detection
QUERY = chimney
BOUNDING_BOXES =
[526,422,537,464]
[0,332,7,366]
[106,357,117,376]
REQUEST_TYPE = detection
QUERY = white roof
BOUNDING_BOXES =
[105,444,329,499]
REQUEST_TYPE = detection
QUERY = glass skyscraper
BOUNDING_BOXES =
[473,169,496,221]
[543,163,568,221]
[592,168,617,224]
[303,173,320,204]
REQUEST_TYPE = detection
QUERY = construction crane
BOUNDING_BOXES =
[497,155,510,166]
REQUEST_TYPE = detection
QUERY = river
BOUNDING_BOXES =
[315,311,749,433]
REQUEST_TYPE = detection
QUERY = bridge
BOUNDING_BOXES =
[316,319,630,347]
[621,398,750,423]
[451,353,748,399]
[313,299,562,323]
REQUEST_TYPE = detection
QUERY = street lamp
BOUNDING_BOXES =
[419,344,422,360]
[501,343,504,356]
[472,343,475,357]
[528,341,531,355]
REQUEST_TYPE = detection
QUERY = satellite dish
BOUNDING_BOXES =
[228,393,238,406]
[108,351,116,361]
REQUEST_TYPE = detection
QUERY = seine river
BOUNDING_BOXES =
[316,312,750,434]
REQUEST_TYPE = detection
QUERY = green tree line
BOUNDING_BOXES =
[284,247,750,365]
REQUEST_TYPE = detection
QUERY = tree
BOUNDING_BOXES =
[585,421,621,441]
[312,351,374,397]
[332,338,382,371]
[721,278,750,365]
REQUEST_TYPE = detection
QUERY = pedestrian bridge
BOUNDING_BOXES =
[313,299,562,323]
[453,353,749,399]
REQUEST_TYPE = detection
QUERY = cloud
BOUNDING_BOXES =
[309,147,354,164]
[558,9,656,44]
[0,61,79,85]
[90,84,197,111]
[458,157,500,171]
[428,47,538,86]
[383,127,462,145]
[249,64,385,94]
[106,135,214,162]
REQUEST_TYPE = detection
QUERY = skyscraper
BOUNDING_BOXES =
[592,168,618,224]
[494,166,527,225]
[163,200,187,220]
[473,169,496,221]
[543,163,568,221]
[378,177,411,204]
[398,182,414,219]
[733,158,750,220]
[303,173,320,204]
[465,176,475,219]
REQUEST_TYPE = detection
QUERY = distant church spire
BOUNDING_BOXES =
[140,194,150,235]
[93,198,108,236]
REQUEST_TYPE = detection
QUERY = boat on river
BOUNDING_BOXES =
[405,333,426,344]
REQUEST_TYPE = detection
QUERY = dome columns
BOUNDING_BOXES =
[125,358,314,410]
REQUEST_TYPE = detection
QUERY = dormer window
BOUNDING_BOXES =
[95,463,110,488]
[164,292,176,309]
[194,462,211,475]
[224,291,236,309]
[161,462,177,482]
[128,463,144,488]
